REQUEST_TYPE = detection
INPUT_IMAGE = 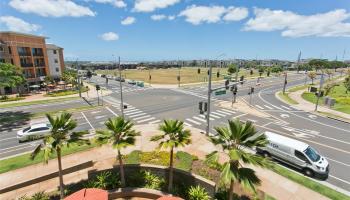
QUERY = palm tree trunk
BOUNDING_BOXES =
[117,149,126,187]
[57,147,65,199]
[229,180,234,200]
[168,147,174,192]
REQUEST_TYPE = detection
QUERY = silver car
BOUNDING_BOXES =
[17,123,52,142]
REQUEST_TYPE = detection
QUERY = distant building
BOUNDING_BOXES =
[46,44,64,79]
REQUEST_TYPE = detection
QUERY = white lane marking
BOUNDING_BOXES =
[0,142,35,151]
[308,114,317,119]
[255,105,264,109]
[198,115,214,121]
[148,120,161,124]
[329,175,350,185]
[264,105,273,109]
[125,110,142,115]
[81,112,95,130]
[211,112,226,117]
[186,118,201,125]
[0,137,16,142]
[0,145,35,155]
[193,116,207,122]
[95,115,107,119]
[221,109,236,114]
[124,108,138,113]
[91,110,101,114]
[105,107,118,117]
[258,87,350,133]
[216,110,232,115]
[128,113,146,118]
[210,114,221,119]
[137,117,156,123]
[184,122,193,127]
[281,105,292,110]
[231,113,248,119]
[133,115,151,120]
[325,157,350,167]
[280,114,290,118]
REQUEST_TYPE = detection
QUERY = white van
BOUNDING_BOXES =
[257,132,329,177]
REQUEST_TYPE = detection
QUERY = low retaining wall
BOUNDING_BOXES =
[108,187,182,199]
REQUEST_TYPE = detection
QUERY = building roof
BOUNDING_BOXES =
[265,131,309,152]
[0,31,48,39]
[46,43,63,49]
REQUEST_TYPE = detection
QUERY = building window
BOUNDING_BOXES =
[0,59,5,63]
[11,59,14,64]
[53,50,57,54]
[56,68,59,72]
[0,46,4,52]
[8,46,12,54]
[54,59,58,63]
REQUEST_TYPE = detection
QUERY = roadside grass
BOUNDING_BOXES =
[272,165,350,200]
[0,97,80,108]
[0,96,25,102]
[44,87,89,97]
[0,142,97,174]
[96,67,274,84]
[288,84,311,92]
[277,91,298,105]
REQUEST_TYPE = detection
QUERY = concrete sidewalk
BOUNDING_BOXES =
[287,89,350,121]
[0,124,329,200]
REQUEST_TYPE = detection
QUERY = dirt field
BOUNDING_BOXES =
[96,67,260,84]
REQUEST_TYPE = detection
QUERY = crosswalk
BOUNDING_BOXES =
[184,108,237,127]
[253,104,297,111]
[111,86,153,94]
[171,88,226,104]
[103,96,160,125]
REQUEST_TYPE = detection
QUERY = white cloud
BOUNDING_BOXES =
[179,5,248,25]
[179,5,227,25]
[134,0,180,12]
[168,15,175,20]
[0,16,40,33]
[121,16,136,25]
[151,14,167,21]
[9,0,96,17]
[244,8,350,37]
[100,32,119,41]
[94,0,126,8]
[223,7,248,21]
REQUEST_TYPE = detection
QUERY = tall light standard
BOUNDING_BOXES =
[315,72,324,111]
[113,55,124,117]
[206,60,212,135]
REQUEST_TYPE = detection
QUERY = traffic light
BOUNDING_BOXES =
[197,68,201,74]
[199,102,203,111]
[177,76,180,81]
[95,84,100,90]
[240,76,244,85]
[123,105,128,109]
[203,102,208,112]
[207,70,209,75]
[217,71,220,78]
[149,75,152,80]
[250,87,255,93]
[225,79,230,90]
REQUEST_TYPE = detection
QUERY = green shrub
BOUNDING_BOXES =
[140,151,169,166]
[336,97,350,105]
[124,150,141,164]
[175,151,195,171]
[126,170,165,190]
[187,185,211,200]
[18,191,49,200]
[0,96,24,102]
[84,171,120,190]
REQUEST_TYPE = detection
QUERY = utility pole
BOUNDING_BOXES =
[297,51,301,74]
[315,73,324,111]
[148,66,152,86]
[206,61,212,135]
[178,61,182,87]
[282,72,288,94]
[118,56,125,117]
[75,59,81,98]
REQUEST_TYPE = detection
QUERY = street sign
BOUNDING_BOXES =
[215,89,226,96]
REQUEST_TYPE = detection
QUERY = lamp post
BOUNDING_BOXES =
[113,54,124,117]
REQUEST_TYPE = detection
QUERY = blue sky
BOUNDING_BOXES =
[1,0,350,61]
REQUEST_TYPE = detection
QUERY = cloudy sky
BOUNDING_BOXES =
[0,0,349,61]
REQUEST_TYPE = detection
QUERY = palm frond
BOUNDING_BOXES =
[237,167,261,193]
[30,143,42,160]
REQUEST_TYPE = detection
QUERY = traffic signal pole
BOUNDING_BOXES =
[118,56,124,117]
[315,73,324,111]
[206,61,212,135]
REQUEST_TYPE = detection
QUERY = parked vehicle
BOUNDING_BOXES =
[127,79,136,85]
[17,123,52,142]
[256,131,329,177]
[101,74,106,78]
[115,77,121,81]
[120,78,125,82]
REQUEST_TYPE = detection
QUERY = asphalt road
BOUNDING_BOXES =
[0,73,349,193]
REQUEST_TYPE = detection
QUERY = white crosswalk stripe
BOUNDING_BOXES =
[255,105,264,109]
[193,116,207,122]
[128,113,146,118]
[148,119,161,124]
[137,117,156,123]
[184,122,193,127]
[124,108,138,113]
[210,114,221,119]
[186,118,201,125]
[125,110,142,115]
[281,105,292,110]
[133,115,151,120]
[198,115,215,121]
[211,111,226,117]
[216,110,233,115]
[221,109,236,114]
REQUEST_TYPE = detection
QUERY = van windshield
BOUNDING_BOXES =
[304,147,320,162]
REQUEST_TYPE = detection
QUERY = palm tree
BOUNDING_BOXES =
[95,117,140,187]
[150,119,192,192]
[206,119,271,200]
[31,113,88,199]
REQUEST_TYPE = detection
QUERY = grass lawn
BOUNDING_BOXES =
[272,165,350,200]
[302,85,350,114]
[96,67,269,84]
[277,91,298,105]
[44,87,89,97]
[0,143,97,174]
[0,96,80,108]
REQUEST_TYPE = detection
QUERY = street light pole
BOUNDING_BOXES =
[206,61,212,135]
[315,73,324,111]
[235,62,240,83]
[118,57,124,117]
[178,62,181,87]
[148,66,151,86]
[282,72,288,94]
[75,59,81,98]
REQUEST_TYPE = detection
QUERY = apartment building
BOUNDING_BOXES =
[46,44,64,78]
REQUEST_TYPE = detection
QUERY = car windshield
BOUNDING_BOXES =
[304,146,321,162]
[23,127,31,132]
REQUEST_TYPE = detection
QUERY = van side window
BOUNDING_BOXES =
[295,150,309,163]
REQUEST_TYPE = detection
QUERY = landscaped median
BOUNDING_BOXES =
[0,96,79,108]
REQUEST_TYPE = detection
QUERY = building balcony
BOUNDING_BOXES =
[21,63,34,68]
[32,52,44,57]
[34,64,46,67]
[18,52,32,56]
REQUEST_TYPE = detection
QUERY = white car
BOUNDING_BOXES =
[17,123,52,142]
